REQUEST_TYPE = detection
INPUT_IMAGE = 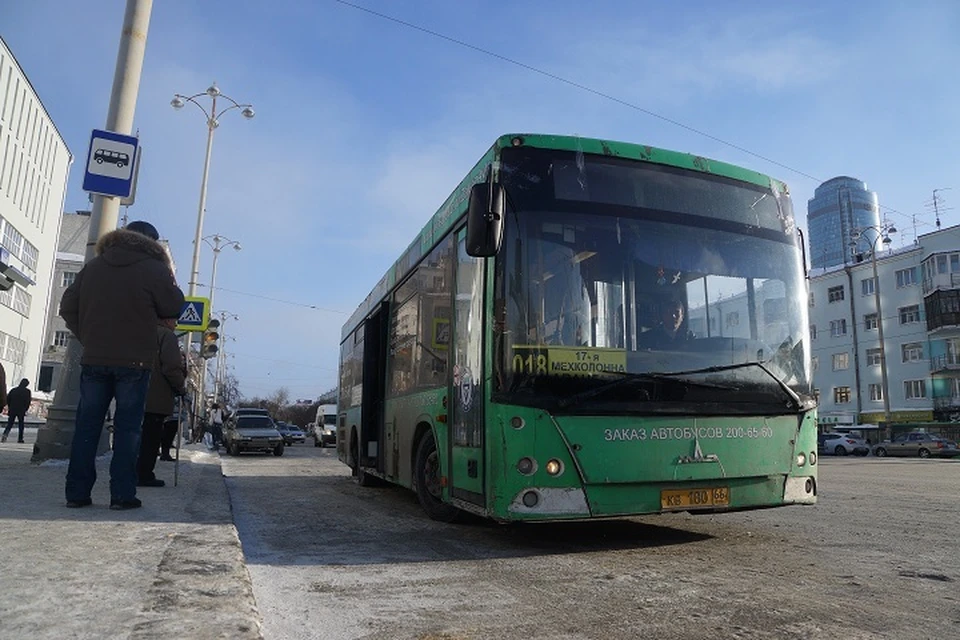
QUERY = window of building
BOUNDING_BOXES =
[0,331,25,365]
[808,292,815,308]
[952,254,960,273]
[866,348,882,366]
[896,267,918,288]
[725,311,739,327]
[809,324,817,341]
[830,319,847,337]
[869,384,883,401]
[813,388,820,405]
[12,287,30,317]
[828,286,844,303]
[832,353,849,370]
[901,342,923,363]
[899,305,921,324]
[861,277,876,296]
[904,379,926,400]
[53,330,69,348]
[811,356,819,372]
[864,313,878,331]
[951,378,960,399]
[937,255,947,274]
[61,271,77,288]
[833,386,851,403]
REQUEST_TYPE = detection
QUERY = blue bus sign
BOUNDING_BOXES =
[82,129,139,198]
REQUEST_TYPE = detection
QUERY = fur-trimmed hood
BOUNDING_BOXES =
[95,228,171,268]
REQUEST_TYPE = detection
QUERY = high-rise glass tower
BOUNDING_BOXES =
[807,177,881,269]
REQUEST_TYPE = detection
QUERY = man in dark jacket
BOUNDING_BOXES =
[60,221,185,510]
[2,378,31,443]
[137,319,186,486]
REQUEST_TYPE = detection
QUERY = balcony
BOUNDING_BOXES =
[933,395,960,410]
[930,355,960,373]
[924,289,960,332]
[922,272,960,294]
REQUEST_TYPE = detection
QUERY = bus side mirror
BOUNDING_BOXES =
[466,182,505,257]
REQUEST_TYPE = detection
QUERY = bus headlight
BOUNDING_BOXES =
[510,416,525,430]
[809,451,817,465]
[517,457,537,475]
[796,452,806,467]
[545,459,564,476]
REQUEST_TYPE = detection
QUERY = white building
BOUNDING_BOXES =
[808,224,960,427]
[0,37,72,387]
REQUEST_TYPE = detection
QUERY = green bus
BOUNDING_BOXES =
[337,134,818,522]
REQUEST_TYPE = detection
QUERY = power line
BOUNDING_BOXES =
[196,283,349,314]
[230,351,338,370]
[330,0,935,230]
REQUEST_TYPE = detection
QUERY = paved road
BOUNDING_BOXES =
[221,444,960,640]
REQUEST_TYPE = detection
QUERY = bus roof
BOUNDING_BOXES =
[341,133,788,341]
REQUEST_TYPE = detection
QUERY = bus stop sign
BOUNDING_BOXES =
[82,129,139,198]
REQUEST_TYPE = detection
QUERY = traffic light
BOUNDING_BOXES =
[201,318,220,359]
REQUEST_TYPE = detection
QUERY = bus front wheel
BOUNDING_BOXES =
[414,433,459,522]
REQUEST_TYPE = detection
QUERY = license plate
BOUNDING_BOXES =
[661,487,730,510]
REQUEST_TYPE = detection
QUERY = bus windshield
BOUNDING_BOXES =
[494,147,812,414]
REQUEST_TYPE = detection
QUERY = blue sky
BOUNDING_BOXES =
[3,0,959,400]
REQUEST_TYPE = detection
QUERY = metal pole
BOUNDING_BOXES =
[208,243,220,311]
[872,244,892,426]
[183,98,216,427]
[33,0,154,462]
[196,244,220,408]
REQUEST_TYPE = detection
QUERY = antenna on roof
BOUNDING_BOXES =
[928,188,952,230]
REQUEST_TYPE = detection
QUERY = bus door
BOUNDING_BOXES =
[448,232,485,506]
[360,302,388,471]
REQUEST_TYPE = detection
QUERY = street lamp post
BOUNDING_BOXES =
[171,84,253,416]
[171,88,252,343]
[198,234,240,409]
[204,234,241,312]
[851,223,897,429]
[214,311,239,404]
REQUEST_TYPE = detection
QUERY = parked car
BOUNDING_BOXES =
[872,432,960,458]
[275,421,306,445]
[224,415,284,457]
[820,432,871,456]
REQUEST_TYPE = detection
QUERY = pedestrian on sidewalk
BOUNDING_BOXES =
[0,362,7,425]
[137,318,186,486]
[60,220,185,511]
[2,379,31,443]
[209,402,224,450]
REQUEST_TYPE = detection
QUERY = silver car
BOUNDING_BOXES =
[872,432,960,458]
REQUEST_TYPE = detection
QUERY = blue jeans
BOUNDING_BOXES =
[65,365,152,503]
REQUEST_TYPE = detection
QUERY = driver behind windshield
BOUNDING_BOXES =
[640,298,694,349]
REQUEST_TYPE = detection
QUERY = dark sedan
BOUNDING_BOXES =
[275,422,306,445]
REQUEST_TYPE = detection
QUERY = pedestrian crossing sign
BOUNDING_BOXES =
[176,296,210,332]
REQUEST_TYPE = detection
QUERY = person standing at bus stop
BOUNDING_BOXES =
[60,220,185,510]
[137,318,186,486]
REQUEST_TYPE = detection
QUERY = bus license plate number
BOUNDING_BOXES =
[661,487,729,510]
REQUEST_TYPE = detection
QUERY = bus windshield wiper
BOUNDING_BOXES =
[651,362,806,411]
[557,372,737,409]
